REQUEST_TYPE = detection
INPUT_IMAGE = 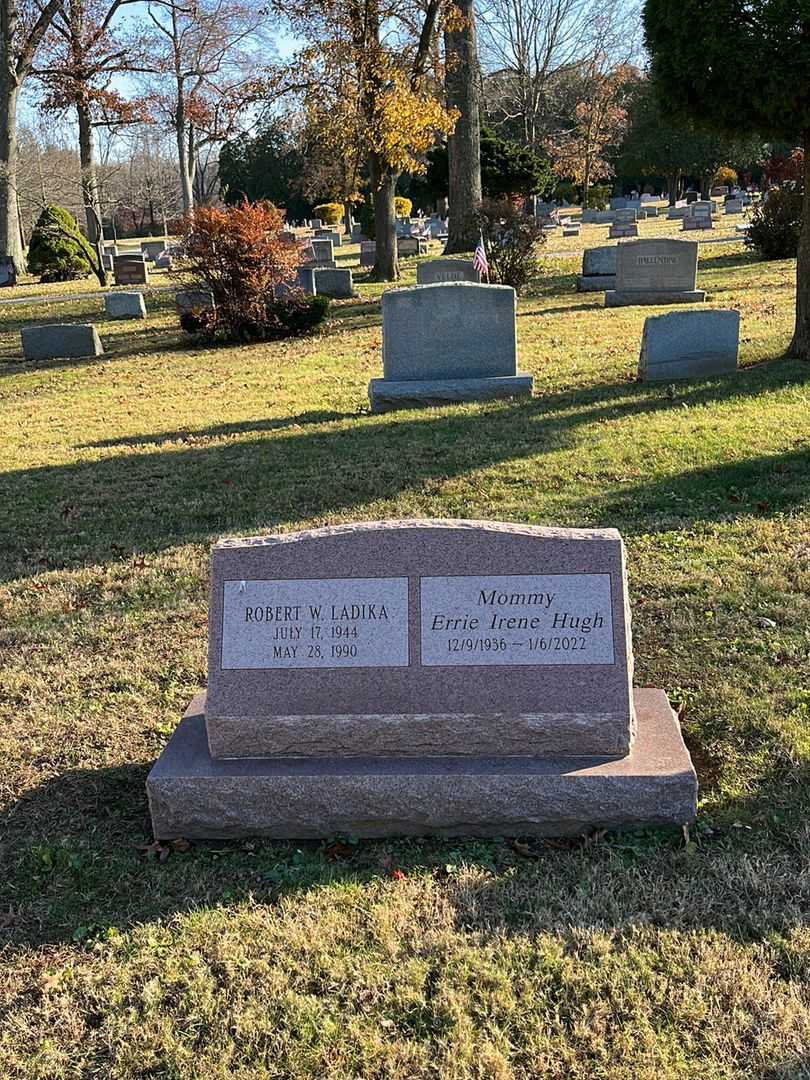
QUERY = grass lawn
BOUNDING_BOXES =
[1,228,810,1079]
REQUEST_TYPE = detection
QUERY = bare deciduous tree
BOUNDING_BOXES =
[141,0,268,212]
[0,0,62,271]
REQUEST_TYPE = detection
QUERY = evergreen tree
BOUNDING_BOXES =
[643,0,810,358]
[219,123,310,220]
[424,126,553,206]
[27,204,94,282]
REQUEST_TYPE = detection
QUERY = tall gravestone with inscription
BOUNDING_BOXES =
[147,520,697,840]
[605,239,705,307]
[368,283,532,411]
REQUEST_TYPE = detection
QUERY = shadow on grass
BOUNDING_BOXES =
[0,325,188,376]
[1,358,809,582]
[82,409,361,449]
[518,300,603,317]
[1,752,808,948]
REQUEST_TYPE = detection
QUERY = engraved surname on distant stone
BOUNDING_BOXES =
[636,255,678,265]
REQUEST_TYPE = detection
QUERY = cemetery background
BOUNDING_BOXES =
[2,218,810,1075]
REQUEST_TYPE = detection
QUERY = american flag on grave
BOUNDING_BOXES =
[472,235,489,281]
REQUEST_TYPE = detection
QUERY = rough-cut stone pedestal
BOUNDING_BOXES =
[368,375,533,412]
[147,688,697,840]
[605,289,706,307]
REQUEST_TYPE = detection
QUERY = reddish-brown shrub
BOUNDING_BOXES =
[177,200,320,343]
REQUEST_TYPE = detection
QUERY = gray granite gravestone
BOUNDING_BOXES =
[577,246,617,291]
[22,323,103,360]
[605,239,705,307]
[141,240,167,262]
[147,519,697,840]
[0,255,17,286]
[105,292,147,319]
[176,289,214,315]
[397,236,428,257]
[368,282,532,410]
[416,259,480,284]
[312,267,354,298]
[638,309,740,381]
[308,238,336,266]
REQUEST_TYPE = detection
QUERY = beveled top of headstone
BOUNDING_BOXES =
[206,521,635,754]
[615,238,698,293]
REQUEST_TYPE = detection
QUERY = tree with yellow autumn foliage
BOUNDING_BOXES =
[273,0,458,280]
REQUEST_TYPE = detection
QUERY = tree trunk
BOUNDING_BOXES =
[76,96,101,244]
[343,200,353,237]
[0,76,24,274]
[788,134,810,360]
[443,0,482,254]
[175,84,194,213]
[668,173,678,206]
[369,152,398,281]
[582,153,591,211]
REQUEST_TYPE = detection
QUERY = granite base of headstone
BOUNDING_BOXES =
[147,520,697,840]
[368,282,532,411]
[105,292,147,319]
[22,323,103,361]
[577,246,617,292]
[609,223,639,239]
[605,239,705,307]
[638,310,740,381]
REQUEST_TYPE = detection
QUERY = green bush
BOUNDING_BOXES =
[181,292,329,342]
[394,196,412,218]
[587,184,611,210]
[27,205,94,282]
[359,194,376,240]
[313,202,342,225]
[553,182,577,204]
[475,197,546,294]
[745,188,802,259]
